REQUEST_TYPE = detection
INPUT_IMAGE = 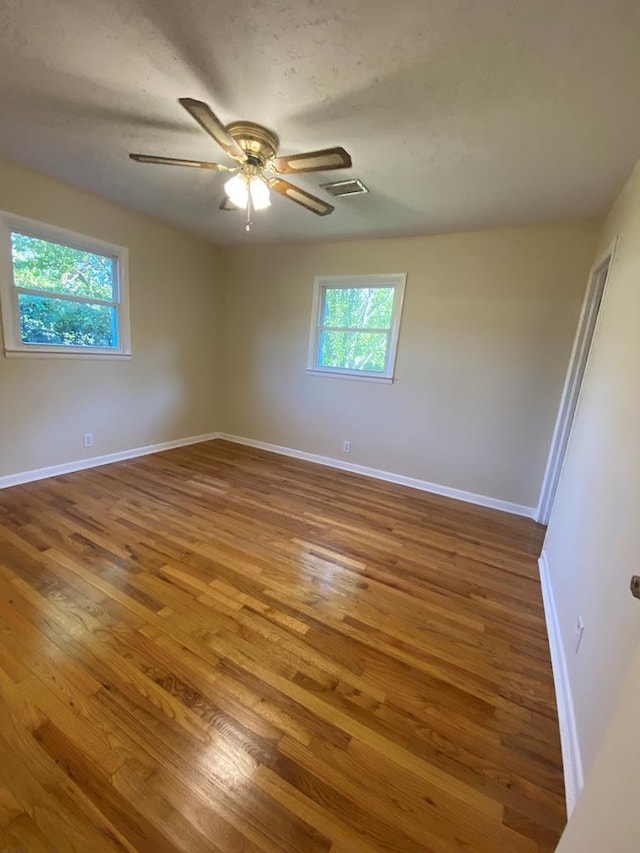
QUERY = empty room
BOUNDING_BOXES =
[0,1,639,850]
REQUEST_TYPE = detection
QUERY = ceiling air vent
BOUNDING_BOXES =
[321,178,369,197]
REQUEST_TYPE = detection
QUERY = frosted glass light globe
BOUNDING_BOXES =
[249,176,271,210]
[224,174,249,208]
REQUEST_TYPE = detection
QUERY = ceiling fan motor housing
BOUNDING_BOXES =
[225,121,280,165]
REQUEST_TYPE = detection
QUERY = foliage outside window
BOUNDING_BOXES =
[308,274,406,381]
[0,213,131,358]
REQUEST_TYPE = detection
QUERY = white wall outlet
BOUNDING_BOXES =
[82,432,94,449]
[574,616,585,654]
[343,440,351,454]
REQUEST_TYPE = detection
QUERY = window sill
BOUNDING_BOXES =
[306,368,394,384]
[4,348,132,361]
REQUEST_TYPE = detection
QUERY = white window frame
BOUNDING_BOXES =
[307,273,406,383]
[0,212,131,359]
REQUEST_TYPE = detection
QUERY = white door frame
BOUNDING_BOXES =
[536,238,618,525]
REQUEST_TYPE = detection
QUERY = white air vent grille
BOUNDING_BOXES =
[321,178,369,197]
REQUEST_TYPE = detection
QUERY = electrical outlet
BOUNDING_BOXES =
[574,617,584,654]
[82,433,94,449]
[343,440,351,454]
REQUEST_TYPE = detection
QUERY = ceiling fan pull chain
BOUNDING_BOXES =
[246,185,253,232]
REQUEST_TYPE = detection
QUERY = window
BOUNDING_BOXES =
[0,213,131,358]
[308,274,406,381]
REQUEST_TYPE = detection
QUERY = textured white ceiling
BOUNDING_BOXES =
[0,0,639,244]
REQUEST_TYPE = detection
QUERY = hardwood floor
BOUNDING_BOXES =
[0,440,564,852]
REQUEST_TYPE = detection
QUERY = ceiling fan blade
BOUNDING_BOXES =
[219,195,239,210]
[129,153,233,171]
[268,179,334,216]
[178,98,246,162]
[271,146,352,174]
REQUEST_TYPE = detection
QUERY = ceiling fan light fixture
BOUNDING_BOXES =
[224,173,271,211]
[249,176,271,210]
[224,173,249,208]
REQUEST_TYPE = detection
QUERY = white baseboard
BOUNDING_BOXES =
[218,433,536,518]
[0,431,221,489]
[538,550,583,816]
[1,428,537,521]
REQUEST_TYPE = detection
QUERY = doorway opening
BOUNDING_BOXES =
[536,242,616,524]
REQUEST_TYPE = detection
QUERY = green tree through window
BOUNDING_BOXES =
[309,275,406,380]
[320,286,394,372]
[10,232,117,347]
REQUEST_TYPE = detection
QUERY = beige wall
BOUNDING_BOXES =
[557,644,640,851]
[0,158,221,478]
[0,158,602,516]
[543,158,640,781]
[220,223,599,508]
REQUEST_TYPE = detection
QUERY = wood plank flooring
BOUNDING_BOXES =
[0,439,565,852]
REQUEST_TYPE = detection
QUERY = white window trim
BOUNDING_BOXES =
[307,273,406,382]
[0,211,131,359]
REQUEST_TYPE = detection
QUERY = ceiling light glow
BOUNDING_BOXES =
[224,173,249,208]
[224,173,271,211]
[250,176,271,210]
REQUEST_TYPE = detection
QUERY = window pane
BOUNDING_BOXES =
[18,292,117,347]
[319,330,388,372]
[11,232,115,301]
[322,287,394,329]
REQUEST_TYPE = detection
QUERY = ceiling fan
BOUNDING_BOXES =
[129,98,353,231]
